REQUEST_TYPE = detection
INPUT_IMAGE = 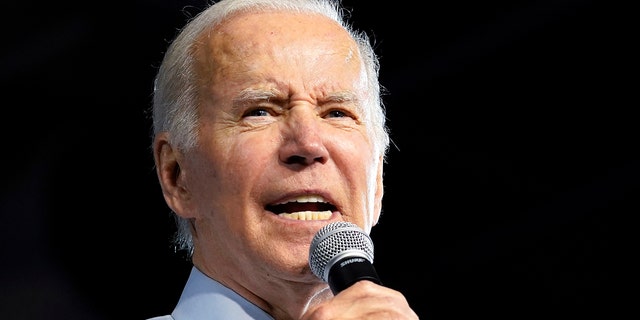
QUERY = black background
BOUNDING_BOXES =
[1,0,633,319]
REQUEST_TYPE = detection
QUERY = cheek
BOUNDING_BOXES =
[336,130,374,158]
[186,135,265,195]
[217,136,275,188]
[334,136,377,180]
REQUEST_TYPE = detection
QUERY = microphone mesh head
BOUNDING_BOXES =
[308,221,374,282]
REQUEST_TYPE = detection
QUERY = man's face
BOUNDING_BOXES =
[169,11,383,291]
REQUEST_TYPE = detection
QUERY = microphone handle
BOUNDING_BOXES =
[328,256,382,294]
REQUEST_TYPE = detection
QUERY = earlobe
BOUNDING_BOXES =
[154,133,190,216]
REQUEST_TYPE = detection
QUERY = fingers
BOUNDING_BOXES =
[301,281,419,320]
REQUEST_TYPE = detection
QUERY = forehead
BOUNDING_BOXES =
[197,10,360,69]
[213,10,352,46]
[195,10,366,100]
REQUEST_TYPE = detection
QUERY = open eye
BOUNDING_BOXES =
[243,107,271,117]
[326,109,348,118]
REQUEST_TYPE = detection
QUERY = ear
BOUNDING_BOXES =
[153,132,193,218]
[372,155,384,226]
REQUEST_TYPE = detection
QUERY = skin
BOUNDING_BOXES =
[154,10,418,320]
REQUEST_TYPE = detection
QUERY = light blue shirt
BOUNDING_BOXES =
[147,266,274,320]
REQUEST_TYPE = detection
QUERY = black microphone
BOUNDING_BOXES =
[308,221,382,294]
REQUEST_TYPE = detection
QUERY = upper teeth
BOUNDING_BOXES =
[279,211,332,220]
[276,195,327,204]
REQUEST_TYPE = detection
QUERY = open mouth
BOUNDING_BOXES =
[266,195,336,220]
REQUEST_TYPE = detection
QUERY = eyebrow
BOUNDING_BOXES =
[323,91,359,105]
[233,88,280,106]
[231,87,359,109]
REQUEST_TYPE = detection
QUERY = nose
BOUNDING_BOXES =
[279,109,329,166]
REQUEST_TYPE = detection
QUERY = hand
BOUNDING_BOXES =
[301,280,420,319]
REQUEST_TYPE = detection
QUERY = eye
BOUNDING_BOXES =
[326,109,348,118]
[243,108,271,117]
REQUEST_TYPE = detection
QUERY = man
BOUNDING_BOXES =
[148,0,419,318]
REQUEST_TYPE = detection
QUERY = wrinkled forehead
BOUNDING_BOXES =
[218,9,350,40]
[197,10,360,64]
[193,10,367,98]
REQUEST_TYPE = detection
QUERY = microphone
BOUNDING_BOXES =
[308,221,382,294]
